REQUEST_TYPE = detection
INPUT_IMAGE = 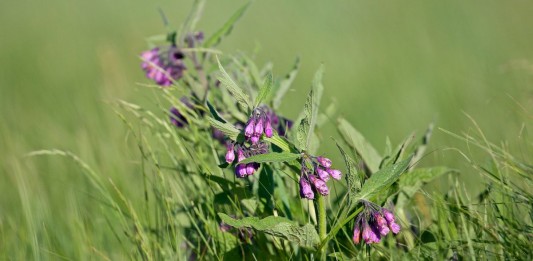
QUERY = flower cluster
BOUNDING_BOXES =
[244,106,293,143]
[225,141,269,177]
[299,155,342,200]
[352,201,401,245]
[141,46,186,86]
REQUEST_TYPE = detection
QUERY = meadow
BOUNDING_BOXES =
[1,0,532,259]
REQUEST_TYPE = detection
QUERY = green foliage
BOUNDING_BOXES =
[219,213,320,250]
[296,65,324,151]
[238,152,300,165]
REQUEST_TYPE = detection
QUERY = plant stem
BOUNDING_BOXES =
[316,194,327,260]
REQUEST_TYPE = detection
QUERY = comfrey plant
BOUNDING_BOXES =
[112,2,461,260]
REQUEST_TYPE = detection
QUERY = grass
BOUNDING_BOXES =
[1,0,533,259]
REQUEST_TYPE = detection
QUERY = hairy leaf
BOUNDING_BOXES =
[216,56,252,112]
[207,117,240,141]
[218,214,319,249]
[263,134,294,152]
[296,65,324,150]
[238,152,301,165]
[335,141,361,204]
[355,155,413,201]
[254,72,273,107]
[337,117,381,173]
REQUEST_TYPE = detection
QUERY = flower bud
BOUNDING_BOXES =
[316,156,332,168]
[246,164,255,175]
[237,147,246,162]
[250,134,260,144]
[235,165,247,178]
[225,146,235,163]
[245,119,255,137]
[299,177,314,199]
[353,224,361,244]
[316,168,330,182]
[254,118,264,135]
[265,120,273,138]
[309,175,329,196]
[362,223,380,244]
[383,209,395,223]
[389,222,401,234]
[327,169,342,180]
[374,214,390,236]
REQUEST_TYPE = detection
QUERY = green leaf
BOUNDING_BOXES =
[218,213,319,250]
[337,117,382,173]
[238,152,301,165]
[355,155,413,201]
[296,65,324,150]
[207,117,240,141]
[254,73,273,107]
[203,3,250,48]
[263,134,294,152]
[216,56,252,112]
[399,167,457,198]
[273,57,300,109]
[206,100,227,123]
[335,141,361,204]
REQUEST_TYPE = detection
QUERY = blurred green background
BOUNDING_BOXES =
[1,0,532,257]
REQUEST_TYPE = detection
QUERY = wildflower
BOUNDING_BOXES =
[299,176,314,199]
[141,45,186,86]
[352,201,401,245]
[298,153,341,199]
[244,106,292,143]
[225,141,269,178]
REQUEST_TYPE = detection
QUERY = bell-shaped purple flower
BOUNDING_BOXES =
[265,120,273,138]
[225,144,235,163]
[327,169,342,180]
[316,156,332,168]
[254,118,264,136]
[316,168,330,182]
[309,175,329,196]
[237,147,246,162]
[245,119,255,138]
[299,177,315,199]
[235,164,247,178]
[362,223,381,244]
[246,164,255,175]
[353,223,361,244]
[374,213,390,236]
[389,222,401,234]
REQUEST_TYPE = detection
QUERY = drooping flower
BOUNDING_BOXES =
[225,141,269,178]
[243,106,293,144]
[141,45,186,86]
[299,176,315,199]
[298,153,341,200]
[352,201,401,245]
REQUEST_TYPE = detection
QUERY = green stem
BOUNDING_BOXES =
[317,206,363,251]
[316,194,327,260]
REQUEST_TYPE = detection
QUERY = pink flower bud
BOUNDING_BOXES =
[237,148,246,162]
[327,169,342,180]
[250,134,260,144]
[245,119,255,137]
[316,168,330,182]
[246,164,255,175]
[316,156,332,168]
[389,221,400,234]
[353,224,361,244]
[309,175,329,196]
[265,120,273,138]
[254,118,264,135]
[374,214,390,236]
[299,177,314,199]
[383,209,395,223]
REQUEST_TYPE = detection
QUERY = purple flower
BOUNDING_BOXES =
[327,169,342,180]
[225,143,235,163]
[245,163,255,175]
[254,118,264,135]
[299,177,315,199]
[351,201,401,245]
[264,120,273,138]
[353,223,361,244]
[140,46,186,86]
[245,119,255,138]
[309,175,329,196]
[235,164,247,178]
[316,156,332,168]
[316,168,330,182]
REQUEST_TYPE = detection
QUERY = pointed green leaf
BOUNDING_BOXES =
[254,73,273,107]
[206,100,227,123]
[399,167,458,198]
[203,3,249,48]
[238,152,301,165]
[337,117,381,173]
[207,117,240,141]
[263,134,294,152]
[216,56,252,112]
[218,214,319,249]
[296,65,324,150]
[273,57,300,109]
[335,141,361,204]
[355,155,413,201]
